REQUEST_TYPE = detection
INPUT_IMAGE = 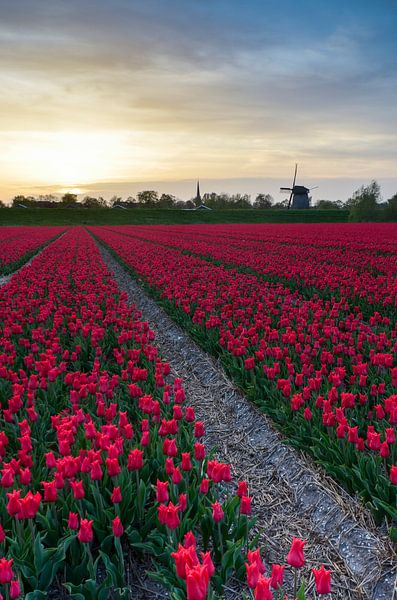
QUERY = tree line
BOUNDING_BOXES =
[1,182,396,220]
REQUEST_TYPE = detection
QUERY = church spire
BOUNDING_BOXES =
[196,180,201,203]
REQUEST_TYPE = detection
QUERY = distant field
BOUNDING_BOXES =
[0,207,349,226]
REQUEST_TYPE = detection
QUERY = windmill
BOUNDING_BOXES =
[280,164,318,209]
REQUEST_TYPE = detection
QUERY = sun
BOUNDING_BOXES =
[2,131,132,189]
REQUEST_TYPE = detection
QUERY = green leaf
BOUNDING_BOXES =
[296,580,306,600]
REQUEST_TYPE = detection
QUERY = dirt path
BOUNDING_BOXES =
[96,241,397,600]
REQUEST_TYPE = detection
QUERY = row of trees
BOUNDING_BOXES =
[0,191,343,210]
[1,182,396,220]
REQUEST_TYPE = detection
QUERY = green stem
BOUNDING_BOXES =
[85,543,95,579]
[28,518,35,542]
[217,521,223,559]
[115,536,126,587]
[293,568,299,599]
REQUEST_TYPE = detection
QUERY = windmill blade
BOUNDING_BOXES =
[280,187,292,192]
[287,190,293,209]
[309,186,319,191]
[292,163,298,188]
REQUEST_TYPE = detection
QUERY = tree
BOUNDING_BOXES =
[61,193,78,206]
[137,190,159,206]
[348,180,381,222]
[385,193,397,221]
[253,194,273,209]
[272,199,289,209]
[316,199,344,209]
[158,194,176,208]
[81,196,102,208]
[12,195,36,207]
[231,194,251,209]
[0,200,6,208]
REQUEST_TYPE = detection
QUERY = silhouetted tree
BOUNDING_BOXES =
[61,193,78,206]
[253,194,273,209]
[316,199,344,209]
[12,195,36,207]
[158,194,176,208]
[272,199,289,209]
[348,181,381,221]
[137,190,159,206]
[385,193,397,221]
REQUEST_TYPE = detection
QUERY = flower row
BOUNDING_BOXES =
[0,227,329,598]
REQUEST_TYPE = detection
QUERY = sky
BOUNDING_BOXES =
[0,0,396,203]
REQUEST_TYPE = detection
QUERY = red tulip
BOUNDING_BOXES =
[111,486,122,504]
[211,501,224,523]
[287,537,306,568]
[0,558,14,584]
[390,465,397,484]
[156,480,169,503]
[42,480,58,502]
[68,512,79,530]
[186,564,210,600]
[270,564,284,589]
[237,480,248,497]
[254,575,273,600]
[127,449,143,470]
[112,516,124,537]
[70,480,85,500]
[312,564,331,594]
[240,495,252,515]
[77,519,94,543]
[10,579,21,599]
[158,502,180,529]
[246,561,260,589]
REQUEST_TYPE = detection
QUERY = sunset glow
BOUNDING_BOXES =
[0,0,396,201]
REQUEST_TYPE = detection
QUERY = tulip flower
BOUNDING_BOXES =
[312,564,332,594]
[270,564,285,589]
[112,516,124,538]
[246,561,260,589]
[68,512,79,530]
[186,564,210,600]
[77,519,94,543]
[10,579,21,599]
[287,537,306,568]
[158,502,180,529]
[171,544,199,579]
[127,449,144,470]
[0,558,14,584]
[211,502,224,523]
[111,486,123,504]
[254,575,273,600]
[156,480,169,503]
[240,495,252,515]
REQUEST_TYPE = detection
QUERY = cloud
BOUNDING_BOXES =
[0,0,396,196]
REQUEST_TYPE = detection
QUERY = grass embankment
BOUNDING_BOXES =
[0,207,349,226]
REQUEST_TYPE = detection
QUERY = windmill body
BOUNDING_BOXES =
[280,164,316,209]
[290,185,310,209]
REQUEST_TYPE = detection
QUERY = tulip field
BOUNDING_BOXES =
[0,226,64,275]
[0,226,338,600]
[89,223,397,530]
